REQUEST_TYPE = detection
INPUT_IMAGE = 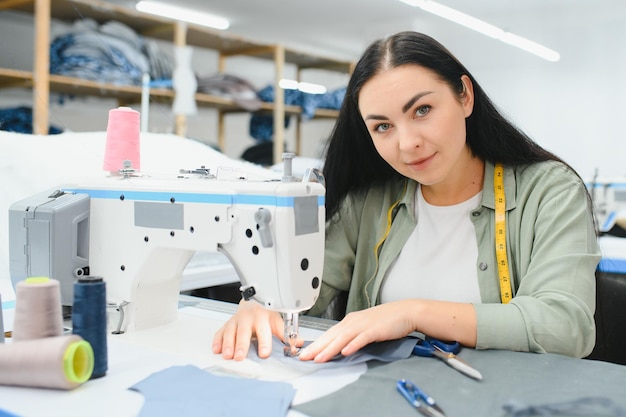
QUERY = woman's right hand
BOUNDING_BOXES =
[212,299,284,361]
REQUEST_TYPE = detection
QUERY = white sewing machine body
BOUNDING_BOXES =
[586,177,626,233]
[9,170,325,332]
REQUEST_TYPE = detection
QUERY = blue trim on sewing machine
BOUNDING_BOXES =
[602,212,617,233]
[62,189,324,207]
[599,258,626,274]
[585,182,626,189]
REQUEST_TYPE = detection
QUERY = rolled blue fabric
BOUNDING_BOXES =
[72,276,108,378]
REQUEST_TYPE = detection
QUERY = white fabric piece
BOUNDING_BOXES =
[172,46,198,115]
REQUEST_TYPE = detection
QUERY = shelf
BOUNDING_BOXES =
[50,75,172,101]
[0,67,32,88]
[0,68,170,102]
[3,0,177,39]
[0,0,351,163]
[0,68,341,119]
[1,0,352,70]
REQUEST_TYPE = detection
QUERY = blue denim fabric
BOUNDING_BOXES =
[0,106,63,134]
[249,85,346,142]
[49,21,173,86]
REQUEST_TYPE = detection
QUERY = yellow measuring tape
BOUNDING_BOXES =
[494,163,512,303]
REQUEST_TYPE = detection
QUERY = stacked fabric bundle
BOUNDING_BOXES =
[50,19,173,86]
[249,85,346,142]
[196,73,262,111]
[0,106,62,134]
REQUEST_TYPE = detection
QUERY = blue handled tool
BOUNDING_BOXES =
[397,379,446,417]
[412,337,483,381]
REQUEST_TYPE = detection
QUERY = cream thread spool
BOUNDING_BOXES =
[103,106,141,174]
[12,277,63,341]
[0,334,94,390]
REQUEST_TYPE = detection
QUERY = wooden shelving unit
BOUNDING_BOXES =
[0,0,353,163]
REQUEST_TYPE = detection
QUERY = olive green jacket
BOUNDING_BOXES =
[309,160,600,358]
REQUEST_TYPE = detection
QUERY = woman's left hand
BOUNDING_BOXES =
[298,300,419,362]
[298,299,477,362]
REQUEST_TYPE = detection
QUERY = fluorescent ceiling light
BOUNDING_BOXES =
[500,32,560,62]
[136,1,230,30]
[279,79,327,94]
[399,0,560,62]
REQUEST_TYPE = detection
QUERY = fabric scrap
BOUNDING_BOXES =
[249,336,418,370]
[130,364,296,417]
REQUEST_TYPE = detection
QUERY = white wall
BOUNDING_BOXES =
[433,13,626,181]
[0,8,624,179]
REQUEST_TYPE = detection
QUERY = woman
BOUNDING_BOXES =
[213,31,600,362]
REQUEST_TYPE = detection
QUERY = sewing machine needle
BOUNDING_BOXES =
[283,311,301,357]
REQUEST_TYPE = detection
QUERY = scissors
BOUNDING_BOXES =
[397,379,446,417]
[412,337,483,381]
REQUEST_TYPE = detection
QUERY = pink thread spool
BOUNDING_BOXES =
[103,106,141,173]
[12,277,64,341]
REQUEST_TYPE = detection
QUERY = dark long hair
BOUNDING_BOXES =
[322,31,567,220]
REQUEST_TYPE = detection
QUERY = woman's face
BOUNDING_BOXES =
[359,64,475,192]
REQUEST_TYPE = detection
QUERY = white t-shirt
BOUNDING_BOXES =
[380,185,482,304]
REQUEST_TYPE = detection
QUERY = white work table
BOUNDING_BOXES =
[2,294,626,417]
[0,296,365,417]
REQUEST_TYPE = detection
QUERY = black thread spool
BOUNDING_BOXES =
[72,276,108,378]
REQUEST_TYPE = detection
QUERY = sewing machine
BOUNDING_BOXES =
[586,177,626,234]
[9,159,325,353]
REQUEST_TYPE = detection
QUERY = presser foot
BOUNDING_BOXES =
[283,340,301,357]
[283,311,301,357]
